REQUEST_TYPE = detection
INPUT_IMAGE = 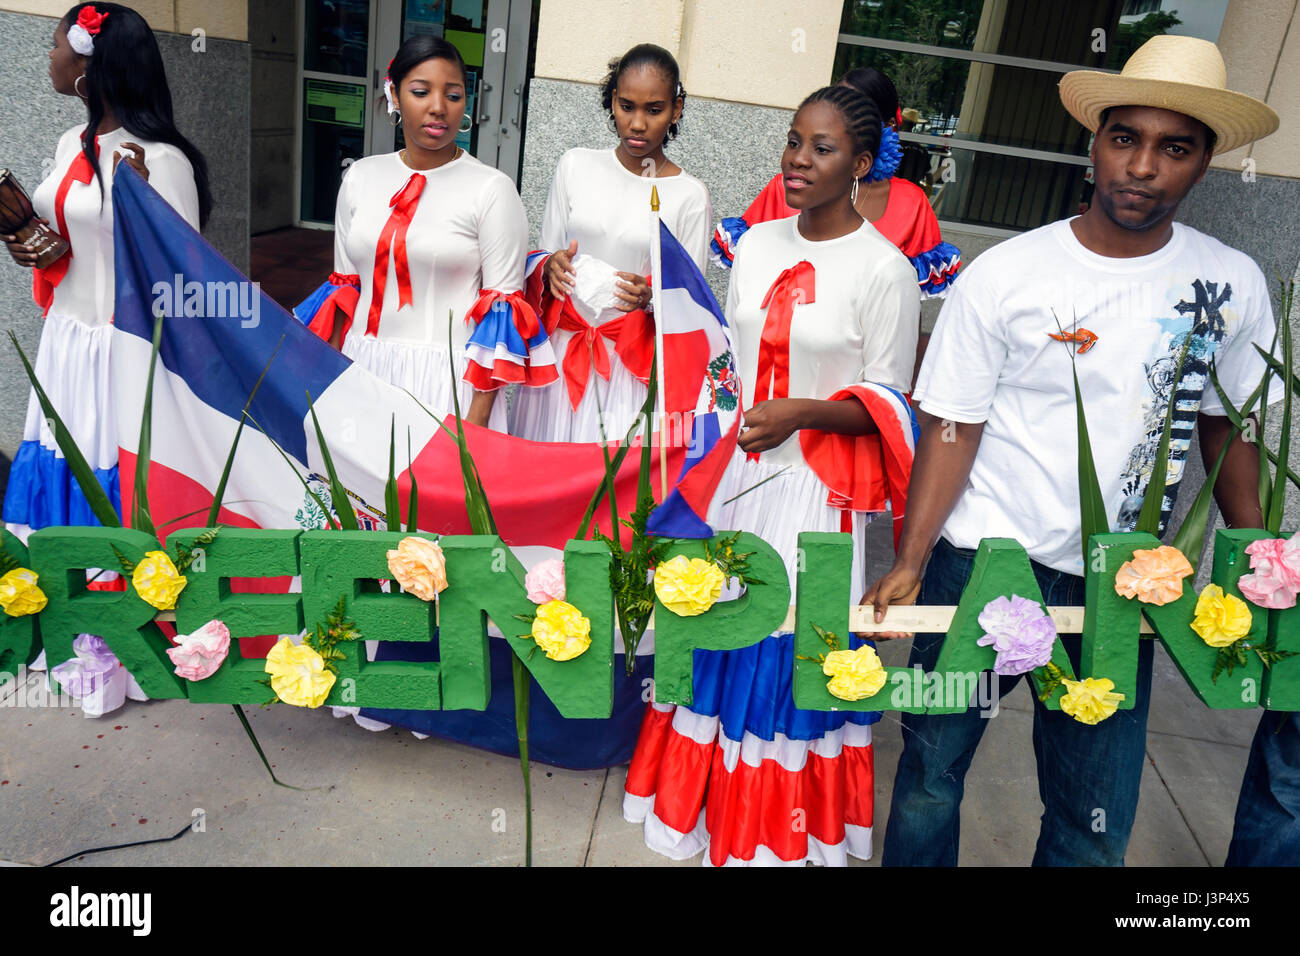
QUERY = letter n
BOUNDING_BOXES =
[437,536,614,718]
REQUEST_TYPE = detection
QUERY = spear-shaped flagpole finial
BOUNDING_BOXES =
[650,184,660,212]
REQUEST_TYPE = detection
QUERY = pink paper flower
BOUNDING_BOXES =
[976,594,1056,676]
[166,620,231,681]
[1237,537,1300,610]
[525,558,565,604]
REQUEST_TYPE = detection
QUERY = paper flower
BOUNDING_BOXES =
[653,555,725,617]
[166,620,231,681]
[822,645,888,701]
[0,568,47,617]
[50,635,121,699]
[975,594,1056,676]
[131,550,187,610]
[1237,537,1300,610]
[531,599,591,661]
[1191,584,1253,648]
[265,635,335,708]
[525,558,566,604]
[386,536,448,602]
[1113,545,1194,605]
[1060,676,1125,725]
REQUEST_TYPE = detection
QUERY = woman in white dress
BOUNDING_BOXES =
[302,35,554,430]
[2,2,209,716]
[509,43,712,443]
[623,85,921,866]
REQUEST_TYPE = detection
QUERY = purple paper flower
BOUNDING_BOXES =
[50,635,121,698]
[976,594,1057,676]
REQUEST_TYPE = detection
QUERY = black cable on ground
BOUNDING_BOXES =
[43,821,191,867]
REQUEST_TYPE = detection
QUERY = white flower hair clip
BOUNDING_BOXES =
[68,5,109,56]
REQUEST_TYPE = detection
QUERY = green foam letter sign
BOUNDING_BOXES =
[0,529,40,681]
[652,532,789,706]
[170,527,304,704]
[28,526,187,699]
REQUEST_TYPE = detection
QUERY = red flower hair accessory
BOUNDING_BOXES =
[68,6,109,55]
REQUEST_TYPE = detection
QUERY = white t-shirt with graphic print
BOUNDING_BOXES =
[913,218,1282,575]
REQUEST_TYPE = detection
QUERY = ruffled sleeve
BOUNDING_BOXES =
[463,288,558,389]
[294,167,362,341]
[294,271,361,340]
[461,175,558,390]
[909,240,962,299]
[710,173,793,269]
[799,384,919,550]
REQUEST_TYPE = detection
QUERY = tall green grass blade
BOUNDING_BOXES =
[406,430,419,533]
[1072,364,1110,566]
[305,391,358,531]
[1210,358,1300,492]
[131,310,166,537]
[384,416,400,532]
[512,651,532,867]
[1265,312,1293,533]
[574,367,659,540]
[1135,342,1189,535]
[8,331,120,528]
[207,336,284,528]
[445,315,496,535]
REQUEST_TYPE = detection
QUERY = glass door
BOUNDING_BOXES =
[297,0,374,225]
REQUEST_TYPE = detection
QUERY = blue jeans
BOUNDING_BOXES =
[882,538,1154,866]
[1226,710,1300,866]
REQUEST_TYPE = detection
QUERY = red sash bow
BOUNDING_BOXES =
[366,172,426,337]
[32,137,98,315]
[752,260,815,405]
[543,293,654,411]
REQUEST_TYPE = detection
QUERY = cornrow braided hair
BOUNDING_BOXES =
[798,85,882,165]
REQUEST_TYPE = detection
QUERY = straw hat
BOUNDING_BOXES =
[1059,35,1278,153]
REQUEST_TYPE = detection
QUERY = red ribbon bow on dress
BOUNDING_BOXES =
[32,137,98,316]
[747,260,815,462]
[466,288,542,339]
[541,293,654,411]
[365,172,426,337]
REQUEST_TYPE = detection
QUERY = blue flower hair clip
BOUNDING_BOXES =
[865,126,903,183]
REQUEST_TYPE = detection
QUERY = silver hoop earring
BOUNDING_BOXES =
[389,110,402,127]
[74,74,87,99]
[850,176,860,205]
[459,113,472,134]
[607,114,618,134]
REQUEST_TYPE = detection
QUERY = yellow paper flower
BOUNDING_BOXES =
[0,568,47,617]
[531,599,591,661]
[1190,584,1253,648]
[1060,676,1125,725]
[822,645,888,701]
[653,555,725,617]
[386,536,448,602]
[131,550,187,611]
[264,635,335,708]
[1113,545,1193,605]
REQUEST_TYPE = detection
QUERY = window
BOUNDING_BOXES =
[836,0,1230,231]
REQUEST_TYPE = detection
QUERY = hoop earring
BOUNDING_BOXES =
[850,176,860,205]
[74,74,87,100]
[607,114,618,134]
[459,113,473,134]
[389,111,402,127]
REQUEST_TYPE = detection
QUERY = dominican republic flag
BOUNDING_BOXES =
[645,220,742,539]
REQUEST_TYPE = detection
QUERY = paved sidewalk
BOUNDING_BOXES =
[0,635,1259,867]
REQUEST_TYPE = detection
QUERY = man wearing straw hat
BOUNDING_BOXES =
[864,35,1284,866]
